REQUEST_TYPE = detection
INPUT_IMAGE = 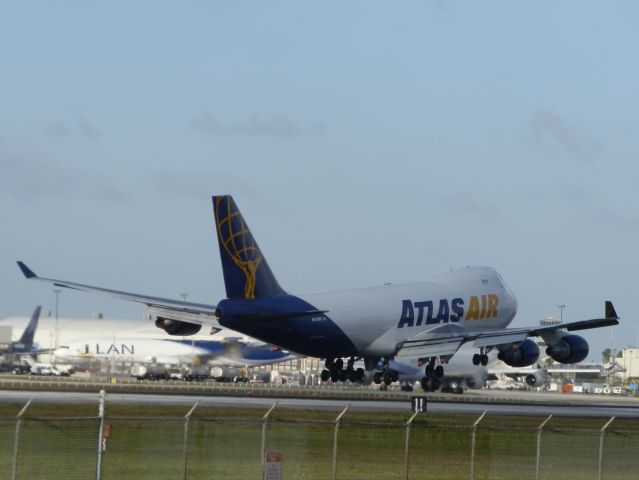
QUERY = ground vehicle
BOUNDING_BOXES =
[130,364,167,380]
[30,363,54,375]
[182,364,211,381]
[12,364,31,375]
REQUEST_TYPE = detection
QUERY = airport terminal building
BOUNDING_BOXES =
[617,347,639,378]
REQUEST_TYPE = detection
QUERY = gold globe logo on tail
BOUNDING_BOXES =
[215,197,263,299]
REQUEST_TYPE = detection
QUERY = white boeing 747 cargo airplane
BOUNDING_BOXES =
[17,195,619,391]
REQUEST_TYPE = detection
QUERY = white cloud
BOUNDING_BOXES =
[0,149,127,201]
[190,112,316,137]
[529,109,604,164]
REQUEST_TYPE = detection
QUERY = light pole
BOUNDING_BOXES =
[180,293,194,374]
[54,289,61,358]
[557,304,566,323]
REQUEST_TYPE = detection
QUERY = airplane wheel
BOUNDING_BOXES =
[373,372,382,384]
[390,370,399,382]
[472,354,481,366]
[348,370,358,382]
[330,371,339,382]
[335,358,344,370]
[383,373,392,385]
[425,364,434,377]
[320,370,330,382]
[356,368,365,381]
[420,377,430,390]
[338,369,348,382]
[431,378,441,390]
[434,365,444,378]
[480,354,489,366]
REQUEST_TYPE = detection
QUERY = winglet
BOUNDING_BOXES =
[17,261,37,279]
[605,301,619,320]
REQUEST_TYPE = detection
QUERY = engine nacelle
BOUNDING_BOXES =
[546,334,588,364]
[497,339,540,367]
[525,371,544,387]
[155,318,202,336]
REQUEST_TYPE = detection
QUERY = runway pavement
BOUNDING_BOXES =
[1,389,638,417]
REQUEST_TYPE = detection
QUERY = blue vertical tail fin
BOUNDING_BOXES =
[19,305,41,347]
[212,196,286,299]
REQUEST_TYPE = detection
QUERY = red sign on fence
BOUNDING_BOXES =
[265,451,282,480]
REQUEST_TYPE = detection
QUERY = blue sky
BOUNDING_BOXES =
[1,1,637,359]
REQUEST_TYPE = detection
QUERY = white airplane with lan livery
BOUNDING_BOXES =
[17,195,620,391]
[53,335,296,368]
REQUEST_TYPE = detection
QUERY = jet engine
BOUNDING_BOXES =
[155,318,202,336]
[525,371,545,387]
[546,334,588,364]
[497,339,539,367]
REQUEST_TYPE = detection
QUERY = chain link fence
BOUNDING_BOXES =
[2,393,639,480]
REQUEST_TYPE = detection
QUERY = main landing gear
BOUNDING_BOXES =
[472,348,490,366]
[372,358,399,386]
[420,357,444,392]
[320,357,365,383]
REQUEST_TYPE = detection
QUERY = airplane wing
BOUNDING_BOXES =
[469,302,619,348]
[16,261,219,327]
[394,324,468,365]
[395,301,619,364]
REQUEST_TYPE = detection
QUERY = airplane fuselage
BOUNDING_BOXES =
[54,337,296,367]
[217,266,518,359]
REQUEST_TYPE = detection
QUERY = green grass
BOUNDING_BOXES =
[1,404,638,479]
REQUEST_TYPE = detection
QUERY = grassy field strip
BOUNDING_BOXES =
[1,403,639,479]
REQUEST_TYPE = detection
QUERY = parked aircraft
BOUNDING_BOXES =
[54,335,296,367]
[1,305,42,355]
[373,345,493,393]
[488,365,548,388]
[17,195,620,391]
